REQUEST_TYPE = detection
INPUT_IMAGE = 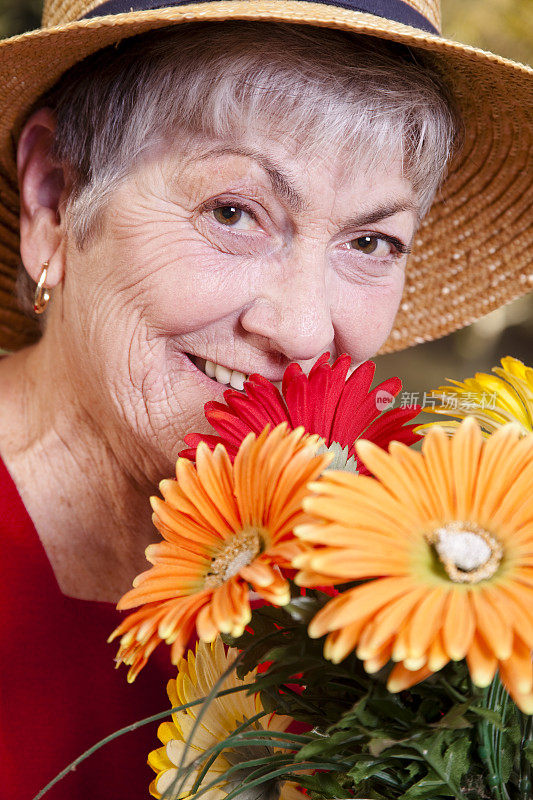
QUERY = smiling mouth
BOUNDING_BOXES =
[185,353,282,392]
[184,353,357,391]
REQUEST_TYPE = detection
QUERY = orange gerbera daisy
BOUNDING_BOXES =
[110,424,331,681]
[293,418,533,714]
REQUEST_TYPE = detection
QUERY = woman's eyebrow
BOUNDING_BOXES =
[191,146,418,226]
[339,200,420,230]
[193,144,306,212]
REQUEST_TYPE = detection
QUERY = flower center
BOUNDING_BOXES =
[317,440,359,473]
[426,521,503,583]
[204,527,263,589]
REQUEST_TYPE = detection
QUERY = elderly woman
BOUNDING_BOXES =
[0,0,530,798]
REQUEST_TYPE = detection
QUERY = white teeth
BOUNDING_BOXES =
[197,357,250,390]
[229,370,246,391]
[214,364,232,384]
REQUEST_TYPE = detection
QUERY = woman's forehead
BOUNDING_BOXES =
[161,134,416,212]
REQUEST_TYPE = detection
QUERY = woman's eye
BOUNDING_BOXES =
[211,205,257,230]
[348,235,393,257]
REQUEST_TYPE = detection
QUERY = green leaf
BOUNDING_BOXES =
[347,756,390,784]
[220,588,529,799]
[368,737,401,757]
[398,768,457,800]
[431,702,472,730]
[296,730,363,762]
[411,731,470,793]
[469,706,506,729]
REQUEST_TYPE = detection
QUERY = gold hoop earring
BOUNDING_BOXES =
[34,262,51,315]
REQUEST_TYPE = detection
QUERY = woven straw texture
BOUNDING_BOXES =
[0,0,531,353]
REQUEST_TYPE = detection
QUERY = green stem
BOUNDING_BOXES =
[219,760,348,800]
[163,752,296,800]
[31,684,250,800]
[518,714,532,799]
[173,649,247,796]
[410,744,468,800]
[476,674,510,800]
[177,722,313,797]
[438,676,469,705]
[172,628,310,797]
[189,712,274,794]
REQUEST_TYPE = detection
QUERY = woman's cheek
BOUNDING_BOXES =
[337,274,404,359]
[142,247,256,332]
[367,280,405,349]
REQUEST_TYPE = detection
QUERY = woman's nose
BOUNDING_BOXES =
[239,254,335,361]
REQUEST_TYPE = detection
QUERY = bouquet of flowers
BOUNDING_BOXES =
[42,356,533,800]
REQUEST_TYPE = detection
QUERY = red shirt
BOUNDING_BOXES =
[0,457,174,799]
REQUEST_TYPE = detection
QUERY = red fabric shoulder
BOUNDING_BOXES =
[0,457,174,800]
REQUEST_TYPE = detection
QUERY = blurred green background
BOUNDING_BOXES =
[0,0,531,398]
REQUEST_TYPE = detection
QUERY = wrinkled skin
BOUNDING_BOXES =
[0,109,418,600]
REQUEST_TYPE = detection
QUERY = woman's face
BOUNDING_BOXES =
[57,131,419,474]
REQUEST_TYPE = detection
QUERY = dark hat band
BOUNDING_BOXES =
[82,0,440,35]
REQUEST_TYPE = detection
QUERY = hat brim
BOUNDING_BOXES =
[0,1,531,352]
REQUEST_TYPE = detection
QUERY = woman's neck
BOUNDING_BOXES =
[0,341,164,603]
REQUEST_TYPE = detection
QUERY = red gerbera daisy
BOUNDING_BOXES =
[181,354,421,474]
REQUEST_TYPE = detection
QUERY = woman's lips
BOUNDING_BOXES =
[184,353,283,391]
[178,352,245,395]
[182,352,358,393]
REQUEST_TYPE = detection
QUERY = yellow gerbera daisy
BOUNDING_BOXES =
[416,356,533,435]
[293,418,533,714]
[110,424,331,681]
[149,638,304,800]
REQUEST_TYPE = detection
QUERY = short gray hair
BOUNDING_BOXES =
[19,21,461,311]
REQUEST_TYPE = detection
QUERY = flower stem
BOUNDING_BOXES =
[31,684,250,800]
[477,674,511,800]
[518,714,532,799]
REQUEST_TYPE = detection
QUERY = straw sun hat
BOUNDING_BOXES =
[0,0,531,353]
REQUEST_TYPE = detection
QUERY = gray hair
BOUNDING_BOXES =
[19,21,461,311]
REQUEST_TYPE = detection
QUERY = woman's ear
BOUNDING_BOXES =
[17,107,67,287]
